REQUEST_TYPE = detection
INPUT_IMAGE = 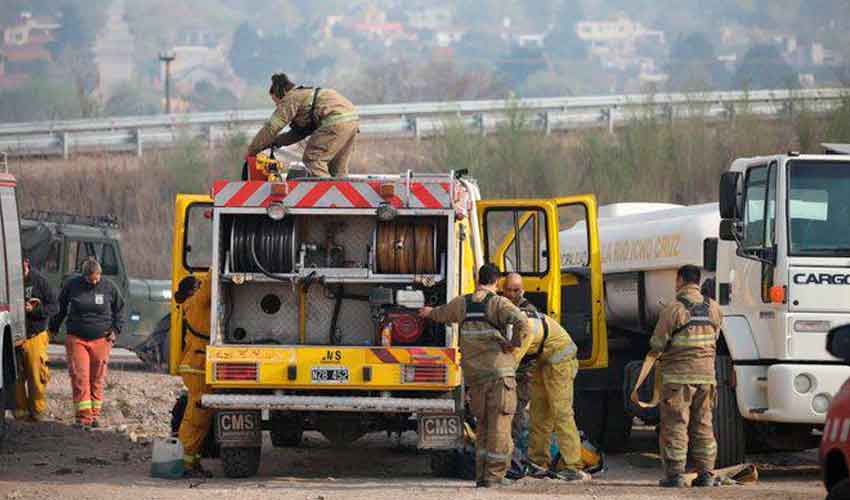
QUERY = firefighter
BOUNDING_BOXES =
[14,258,58,421]
[419,264,530,488]
[516,311,589,482]
[500,272,535,477]
[650,265,723,487]
[49,258,124,428]
[175,273,214,478]
[245,73,359,178]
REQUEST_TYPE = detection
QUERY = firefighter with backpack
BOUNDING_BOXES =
[647,265,723,488]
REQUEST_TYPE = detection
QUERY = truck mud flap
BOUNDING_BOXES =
[417,414,463,449]
[215,410,261,448]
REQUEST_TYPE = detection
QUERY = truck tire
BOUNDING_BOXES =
[220,446,261,478]
[270,412,303,447]
[827,478,850,500]
[713,355,745,468]
[601,390,632,452]
[170,394,220,458]
[429,449,474,479]
[0,388,7,446]
[574,389,631,452]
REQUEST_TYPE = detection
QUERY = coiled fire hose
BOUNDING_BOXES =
[375,222,436,274]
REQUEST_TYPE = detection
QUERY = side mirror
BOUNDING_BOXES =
[719,172,741,219]
[827,324,850,362]
[719,219,741,242]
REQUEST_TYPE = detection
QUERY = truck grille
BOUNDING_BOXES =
[402,364,447,384]
[215,362,259,381]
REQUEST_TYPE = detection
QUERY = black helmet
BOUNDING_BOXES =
[174,276,201,304]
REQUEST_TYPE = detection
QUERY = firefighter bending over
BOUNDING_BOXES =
[419,264,529,488]
[245,73,359,178]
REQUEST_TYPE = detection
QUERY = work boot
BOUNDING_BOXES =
[552,468,591,482]
[692,472,718,487]
[526,460,550,479]
[474,480,487,488]
[90,419,102,429]
[480,478,513,488]
[659,474,687,488]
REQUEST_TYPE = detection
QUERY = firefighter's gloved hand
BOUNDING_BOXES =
[418,306,433,319]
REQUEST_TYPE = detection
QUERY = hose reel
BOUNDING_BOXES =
[375,222,436,274]
[229,216,298,274]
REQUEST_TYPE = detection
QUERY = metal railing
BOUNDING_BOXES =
[0,87,845,159]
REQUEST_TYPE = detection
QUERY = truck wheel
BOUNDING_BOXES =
[713,355,745,468]
[270,412,303,447]
[220,446,261,478]
[828,478,850,500]
[601,390,632,452]
[575,390,631,452]
[430,449,474,479]
[170,394,220,459]
[0,388,7,446]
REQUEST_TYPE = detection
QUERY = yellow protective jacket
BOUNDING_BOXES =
[428,289,530,386]
[247,87,358,155]
[648,284,723,385]
[178,276,211,376]
[514,312,577,366]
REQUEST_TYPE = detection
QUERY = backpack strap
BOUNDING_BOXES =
[670,295,717,337]
[183,318,209,341]
[462,292,500,330]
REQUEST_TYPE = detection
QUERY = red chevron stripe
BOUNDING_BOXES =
[411,183,441,208]
[225,182,264,207]
[212,180,230,195]
[335,182,371,207]
[295,182,332,207]
[371,348,400,364]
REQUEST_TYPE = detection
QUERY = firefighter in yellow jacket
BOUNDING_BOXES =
[514,311,590,482]
[175,273,213,477]
[650,265,723,488]
[419,264,530,488]
[246,73,359,178]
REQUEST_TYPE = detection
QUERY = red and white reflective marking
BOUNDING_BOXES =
[212,180,452,209]
[824,418,850,442]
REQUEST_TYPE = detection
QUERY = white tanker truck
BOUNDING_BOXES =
[561,151,850,466]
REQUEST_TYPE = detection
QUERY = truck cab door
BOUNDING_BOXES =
[169,195,213,375]
[477,197,607,369]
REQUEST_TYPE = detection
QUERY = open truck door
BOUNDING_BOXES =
[169,194,213,375]
[477,196,607,369]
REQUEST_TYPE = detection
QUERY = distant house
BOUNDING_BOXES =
[1,44,52,75]
[576,15,665,70]
[407,5,454,31]
[2,12,60,47]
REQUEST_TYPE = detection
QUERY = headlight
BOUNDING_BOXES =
[793,373,813,394]
[267,202,287,220]
[794,320,831,332]
[812,393,832,414]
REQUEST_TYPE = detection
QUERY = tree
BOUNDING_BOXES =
[104,81,160,116]
[667,33,728,91]
[188,81,238,111]
[498,46,548,87]
[734,44,798,90]
[229,23,305,83]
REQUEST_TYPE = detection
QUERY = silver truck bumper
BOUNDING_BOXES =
[202,394,456,413]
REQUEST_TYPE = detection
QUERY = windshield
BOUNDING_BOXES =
[788,160,850,257]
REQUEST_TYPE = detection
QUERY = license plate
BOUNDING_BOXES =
[216,411,261,446]
[418,414,463,449]
[311,366,349,384]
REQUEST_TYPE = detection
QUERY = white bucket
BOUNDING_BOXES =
[151,437,184,479]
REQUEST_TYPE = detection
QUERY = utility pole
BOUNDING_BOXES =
[158,51,176,114]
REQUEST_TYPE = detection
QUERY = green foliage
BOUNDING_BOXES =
[735,44,799,90]
[160,135,211,194]
[188,81,238,111]
[825,95,850,144]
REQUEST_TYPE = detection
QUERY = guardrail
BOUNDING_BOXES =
[0,88,845,159]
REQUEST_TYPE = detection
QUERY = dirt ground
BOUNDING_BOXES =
[0,363,827,500]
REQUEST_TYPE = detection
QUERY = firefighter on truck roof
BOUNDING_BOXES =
[418,264,530,488]
[245,73,360,178]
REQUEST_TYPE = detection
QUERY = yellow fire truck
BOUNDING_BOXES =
[169,158,607,477]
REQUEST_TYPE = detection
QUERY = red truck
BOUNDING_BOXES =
[820,324,850,499]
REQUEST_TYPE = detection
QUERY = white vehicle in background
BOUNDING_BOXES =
[0,172,26,443]
[562,149,850,467]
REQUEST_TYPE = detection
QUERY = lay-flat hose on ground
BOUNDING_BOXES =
[230,216,296,274]
[375,222,436,274]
